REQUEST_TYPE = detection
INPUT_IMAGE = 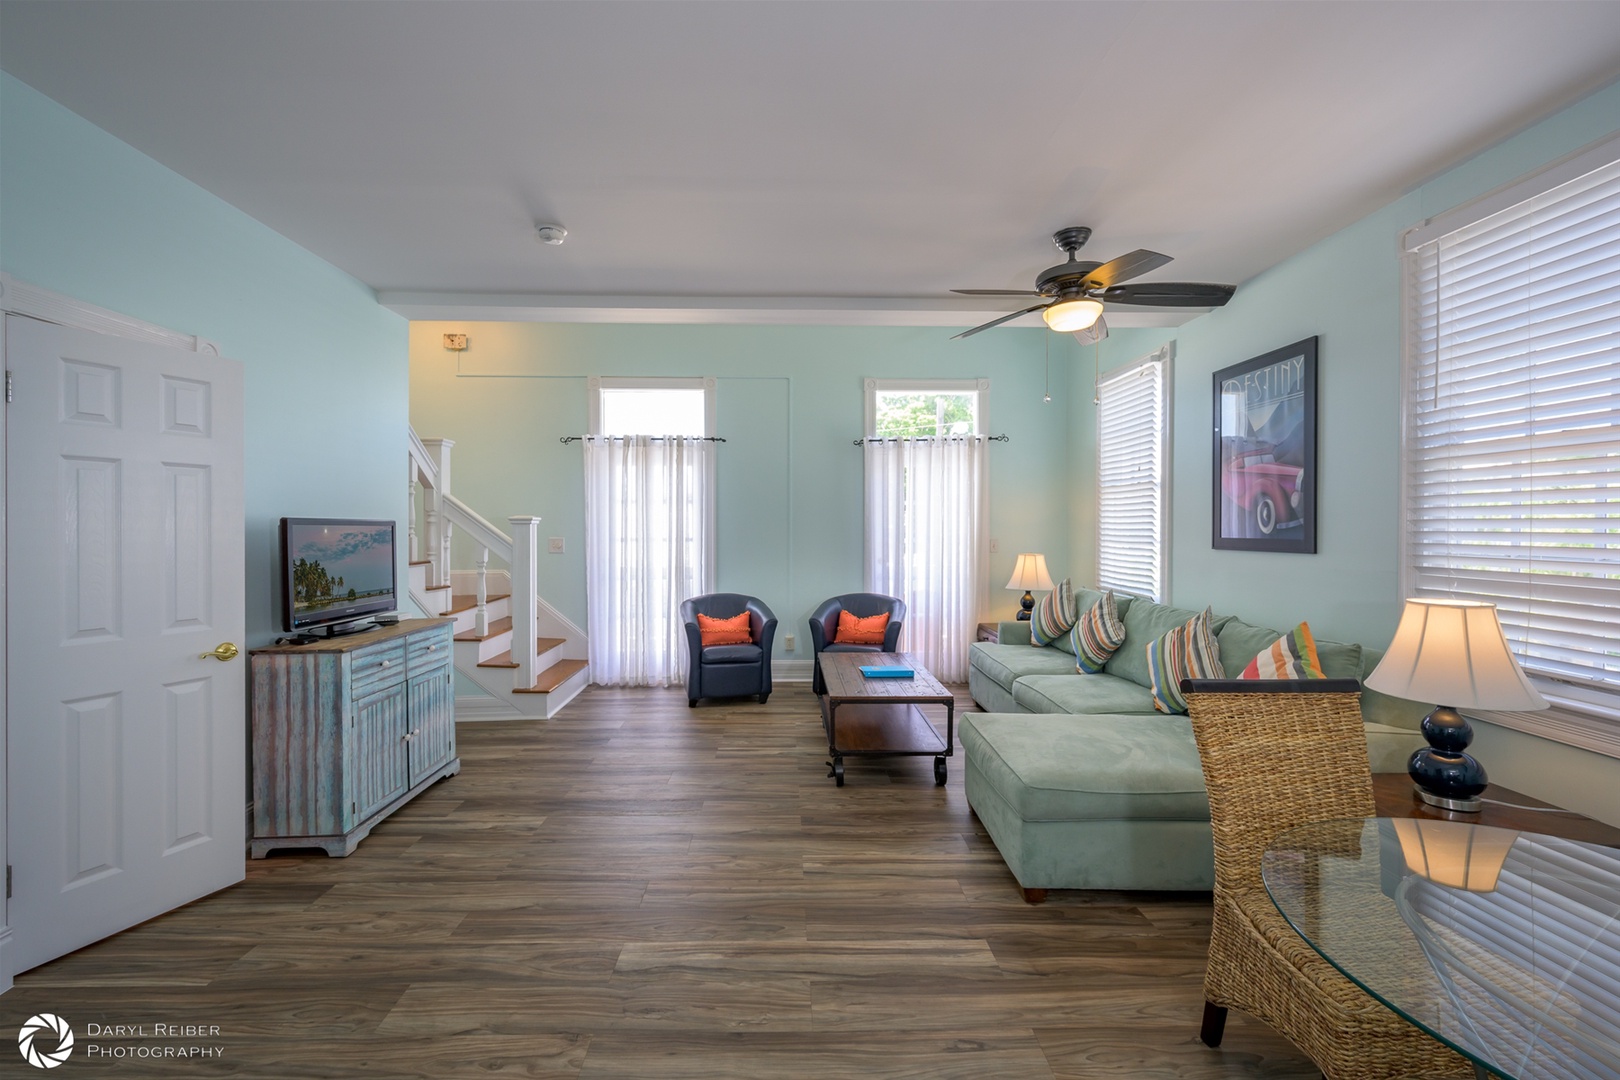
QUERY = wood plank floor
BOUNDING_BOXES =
[5,685,1320,1078]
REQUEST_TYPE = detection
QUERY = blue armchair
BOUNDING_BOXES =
[680,593,778,707]
[808,592,906,694]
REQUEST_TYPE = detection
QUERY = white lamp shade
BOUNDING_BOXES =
[1005,553,1055,592]
[1365,598,1548,711]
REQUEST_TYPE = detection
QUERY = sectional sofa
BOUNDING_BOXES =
[961,588,1428,899]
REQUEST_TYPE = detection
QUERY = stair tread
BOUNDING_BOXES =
[476,638,567,668]
[444,592,511,615]
[514,658,588,694]
[424,583,452,592]
[409,560,431,567]
[455,616,512,642]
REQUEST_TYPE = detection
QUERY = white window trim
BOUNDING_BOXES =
[1095,343,1173,603]
[864,378,989,438]
[587,375,716,437]
[1397,134,1620,758]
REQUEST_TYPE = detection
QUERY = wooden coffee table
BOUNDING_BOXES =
[817,651,954,787]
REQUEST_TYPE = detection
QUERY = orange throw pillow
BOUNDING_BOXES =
[834,610,889,645]
[697,612,752,646]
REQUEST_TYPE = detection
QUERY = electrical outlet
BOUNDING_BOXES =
[783,632,796,651]
[443,333,468,351]
[990,538,1000,554]
[547,537,565,554]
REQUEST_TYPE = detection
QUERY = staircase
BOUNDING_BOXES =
[409,429,589,719]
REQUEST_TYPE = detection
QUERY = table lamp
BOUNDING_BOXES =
[1365,598,1547,812]
[1005,553,1054,622]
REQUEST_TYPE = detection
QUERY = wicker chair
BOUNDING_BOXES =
[1183,679,1470,1080]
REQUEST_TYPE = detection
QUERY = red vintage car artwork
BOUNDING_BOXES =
[1220,440,1303,536]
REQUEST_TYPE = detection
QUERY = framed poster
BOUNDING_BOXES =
[1212,337,1317,553]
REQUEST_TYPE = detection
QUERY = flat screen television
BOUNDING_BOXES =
[279,518,398,636]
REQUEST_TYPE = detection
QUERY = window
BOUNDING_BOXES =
[866,379,986,437]
[863,379,989,682]
[583,377,716,687]
[1096,345,1170,602]
[1401,136,1620,751]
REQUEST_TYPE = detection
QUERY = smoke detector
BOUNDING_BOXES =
[535,223,568,245]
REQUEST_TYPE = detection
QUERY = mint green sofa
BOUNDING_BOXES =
[962,589,1427,899]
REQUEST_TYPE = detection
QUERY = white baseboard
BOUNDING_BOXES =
[774,659,814,682]
[454,696,524,721]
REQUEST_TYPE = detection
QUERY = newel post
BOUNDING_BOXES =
[421,438,454,588]
[407,462,419,564]
[509,516,541,691]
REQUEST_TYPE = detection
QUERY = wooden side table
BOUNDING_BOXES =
[1371,772,1620,847]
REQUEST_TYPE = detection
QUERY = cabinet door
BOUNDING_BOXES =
[352,684,410,823]
[407,665,456,786]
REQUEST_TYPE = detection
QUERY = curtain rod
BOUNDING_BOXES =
[559,435,726,444]
[852,434,1009,446]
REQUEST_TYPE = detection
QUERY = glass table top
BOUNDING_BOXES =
[1262,818,1620,1080]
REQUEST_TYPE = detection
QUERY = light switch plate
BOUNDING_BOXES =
[783,632,796,651]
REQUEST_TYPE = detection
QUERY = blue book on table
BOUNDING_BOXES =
[860,665,914,678]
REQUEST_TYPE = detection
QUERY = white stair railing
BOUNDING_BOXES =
[408,428,544,691]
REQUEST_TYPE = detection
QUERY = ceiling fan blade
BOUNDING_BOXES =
[1078,249,1174,290]
[950,302,1050,340]
[951,289,1042,296]
[1070,315,1108,347]
[1099,282,1237,307]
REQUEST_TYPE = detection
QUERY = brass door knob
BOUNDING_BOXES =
[201,642,240,662]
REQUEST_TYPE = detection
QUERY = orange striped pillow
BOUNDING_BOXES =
[835,610,889,645]
[697,612,752,646]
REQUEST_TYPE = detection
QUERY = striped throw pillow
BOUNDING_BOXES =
[1072,591,1126,673]
[1030,578,1078,647]
[1146,608,1225,714]
[1240,621,1325,680]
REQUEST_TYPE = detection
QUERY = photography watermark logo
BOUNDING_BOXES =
[18,1014,74,1069]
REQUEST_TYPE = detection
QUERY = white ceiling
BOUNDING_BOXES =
[4,1,1620,327]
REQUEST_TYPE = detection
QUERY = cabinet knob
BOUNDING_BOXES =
[427,644,437,651]
[381,659,392,667]
[403,731,415,742]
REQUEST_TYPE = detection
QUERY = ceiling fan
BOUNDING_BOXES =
[951,226,1236,340]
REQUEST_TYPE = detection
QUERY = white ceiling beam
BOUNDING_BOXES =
[376,292,1202,329]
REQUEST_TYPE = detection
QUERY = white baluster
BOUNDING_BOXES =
[475,546,490,637]
[422,438,455,588]
[423,490,442,595]
[509,516,541,691]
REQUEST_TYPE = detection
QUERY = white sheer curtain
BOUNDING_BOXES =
[864,436,988,682]
[584,435,714,686]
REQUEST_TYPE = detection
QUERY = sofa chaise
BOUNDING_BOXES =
[961,587,1428,900]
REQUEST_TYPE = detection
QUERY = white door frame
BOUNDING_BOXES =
[0,272,223,995]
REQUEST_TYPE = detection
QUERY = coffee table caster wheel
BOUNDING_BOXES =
[935,757,947,786]
[830,759,844,786]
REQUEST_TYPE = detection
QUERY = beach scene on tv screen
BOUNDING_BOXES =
[291,524,393,615]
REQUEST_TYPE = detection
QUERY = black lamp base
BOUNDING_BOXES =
[1408,704,1486,814]
[1016,591,1034,621]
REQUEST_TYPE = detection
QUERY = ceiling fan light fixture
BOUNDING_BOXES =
[1042,298,1104,332]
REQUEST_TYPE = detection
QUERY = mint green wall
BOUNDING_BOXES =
[408,322,1075,660]
[1,73,408,647]
[1078,81,1620,824]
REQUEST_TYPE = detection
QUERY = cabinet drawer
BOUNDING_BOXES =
[407,627,452,673]
[351,640,407,695]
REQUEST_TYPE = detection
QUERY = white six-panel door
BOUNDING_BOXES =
[6,313,246,974]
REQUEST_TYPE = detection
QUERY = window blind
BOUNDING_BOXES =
[1402,150,1620,702]
[1097,349,1168,601]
